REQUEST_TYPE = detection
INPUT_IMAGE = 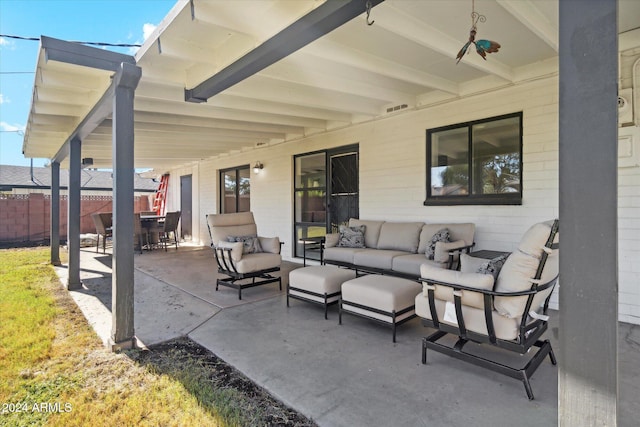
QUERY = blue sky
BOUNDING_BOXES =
[0,0,175,167]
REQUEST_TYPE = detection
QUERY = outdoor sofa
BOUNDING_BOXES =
[322,219,476,279]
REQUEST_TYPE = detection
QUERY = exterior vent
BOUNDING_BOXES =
[619,88,634,126]
[386,104,408,114]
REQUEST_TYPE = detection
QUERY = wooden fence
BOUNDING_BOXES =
[0,193,150,244]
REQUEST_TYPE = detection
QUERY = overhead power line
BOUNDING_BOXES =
[0,34,142,48]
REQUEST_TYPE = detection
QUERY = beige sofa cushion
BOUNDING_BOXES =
[216,240,243,262]
[376,222,424,252]
[460,253,488,273]
[289,266,355,303]
[353,249,411,270]
[434,239,466,263]
[342,275,422,322]
[289,266,356,297]
[460,253,510,279]
[324,233,340,248]
[207,212,258,246]
[420,264,494,310]
[518,221,557,257]
[494,221,559,318]
[530,249,558,310]
[234,253,282,274]
[419,223,475,254]
[208,211,255,227]
[392,254,446,276]
[259,236,281,254]
[349,219,384,248]
[323,247,364,264]
[415,294,520,341]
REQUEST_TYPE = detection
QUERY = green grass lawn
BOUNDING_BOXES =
[0,248,224,427]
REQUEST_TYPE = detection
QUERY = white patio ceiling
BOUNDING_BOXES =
[22,0,640,171]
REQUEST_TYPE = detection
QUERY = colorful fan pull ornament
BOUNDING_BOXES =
[456,1,500,64]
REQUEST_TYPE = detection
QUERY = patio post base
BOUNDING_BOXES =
[108,336,137,352]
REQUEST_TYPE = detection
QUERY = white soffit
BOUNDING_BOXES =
[22,0,640,171]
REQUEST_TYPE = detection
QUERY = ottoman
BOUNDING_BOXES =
[288,266,357,319]
[340,275,422,342]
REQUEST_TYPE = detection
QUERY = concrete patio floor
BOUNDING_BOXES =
[55,246,640,427]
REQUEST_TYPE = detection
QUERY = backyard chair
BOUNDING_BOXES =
[159,211,181,251]
[91,212,112,254]
[206,212,283,300]
[416,219,559,400]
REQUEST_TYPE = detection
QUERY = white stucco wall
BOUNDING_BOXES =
[166,74,639,325]
[618,145,640,324]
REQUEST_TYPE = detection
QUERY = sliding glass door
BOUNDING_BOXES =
[293,145,358,260]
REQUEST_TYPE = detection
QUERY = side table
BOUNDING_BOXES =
[298,236,325,266]
[467,250,510,260]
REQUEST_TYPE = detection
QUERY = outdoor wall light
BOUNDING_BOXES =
[82,157,93,167]
[253,161,264,173]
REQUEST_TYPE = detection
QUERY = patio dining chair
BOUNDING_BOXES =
[416,219,559,400]
[133,213,147,254]
[159,211,181,251]
[90,212,112,254]
[206,212,283,300]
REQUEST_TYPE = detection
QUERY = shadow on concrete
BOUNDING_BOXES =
[54,246,640,427]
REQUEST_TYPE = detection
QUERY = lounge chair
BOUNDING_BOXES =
[416,219,559,399]
[206,212,283,300]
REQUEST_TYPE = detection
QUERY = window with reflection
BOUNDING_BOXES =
[220,165,250,213]
[293,145,359,260]
[426,113,522,205]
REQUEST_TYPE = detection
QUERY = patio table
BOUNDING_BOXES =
[140,215,165,248]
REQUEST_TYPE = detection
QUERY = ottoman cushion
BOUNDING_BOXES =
[341,275,422,322]
[289,266,356,303]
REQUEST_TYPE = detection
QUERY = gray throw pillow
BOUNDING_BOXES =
[337,225,366,248]
[477,253,510,280]
[227,235,262,254]
[425,228,450,260]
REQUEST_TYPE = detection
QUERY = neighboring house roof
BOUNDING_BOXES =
[0,164,158,192]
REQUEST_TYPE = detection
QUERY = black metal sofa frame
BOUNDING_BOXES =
[319,220,477,280]
[322,250,468,280]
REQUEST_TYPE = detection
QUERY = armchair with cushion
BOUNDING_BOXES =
[206,212,283,300]
[416,219,559,400]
